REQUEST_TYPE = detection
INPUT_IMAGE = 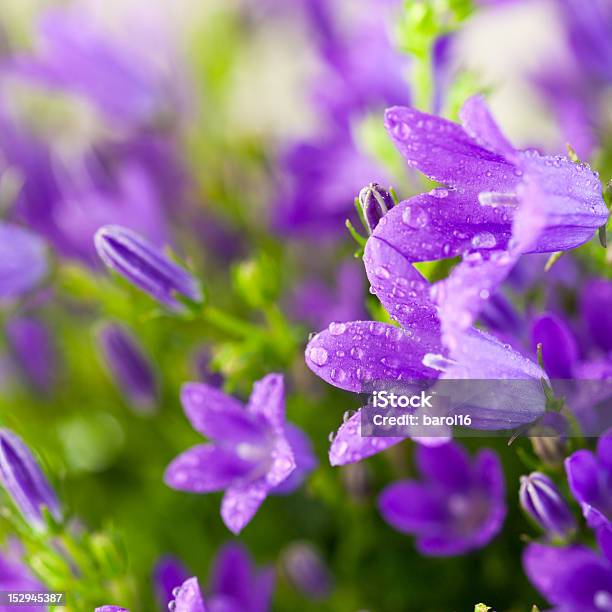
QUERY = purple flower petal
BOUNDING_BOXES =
[531,313,579,379]
[164,445,255,493]
[221,481,269,535]
[597,428,612,472]
[363,235,439,330]
[458,95,515,158]
[247,374,285,431]
[0,222,47,299]
[378,481,447,535]
[153,555,190,609]
[209,543,253,608]
[272,424,317,494]
[180,383,267,444]
[171,577,207,612]
[415,442,471,492]
[329,410,402,466]
[565,449,601,508]
[384,105,518,192]
[305,320,440,393]
[581,279,612,353]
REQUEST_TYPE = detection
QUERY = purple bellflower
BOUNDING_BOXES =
[523,525,612,612]
[164,374,316,534]
[565,427,612,531]
[0,222,46,299]
[378,441,506,556]
[96,323,157,413]
[94,225,202,311]
[0,429,61,530]
[378,95,607,348]
[519,472,576,539]
[306,227,547,465]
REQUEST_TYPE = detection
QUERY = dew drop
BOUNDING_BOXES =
[470,232,497,249]
[329,322,347,336]
[309,347,329,366]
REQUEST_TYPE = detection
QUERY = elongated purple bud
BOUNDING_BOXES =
[358,183,395,234]
[6,317,56,393]
[0,429,61,530]
[519,472,575,538]
[96,323,157,413]
[94,225,202,310]
[282,542,332,600]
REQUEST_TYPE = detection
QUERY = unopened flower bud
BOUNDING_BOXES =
[519,472,575,538]
[94,225,202,311]
[282,541,333,600]
[358,183,395,234]
[96,323,157,413]
[0,429,61,530]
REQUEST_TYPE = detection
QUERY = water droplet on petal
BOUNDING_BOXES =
[309,347,329,366]
[328,322,347,336]
[470,232,497,249]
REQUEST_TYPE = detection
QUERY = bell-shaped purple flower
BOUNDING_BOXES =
[94,225,201,311]
[523,526,612,612]
[0,222,47,299]
[0,429,61,530]
[378,441,506,556]
[282,542,332,600]
[378,95,608,348]
[358,183,395,234]
[305,232,547,466]
[96,323,157,413]
[519,472,576,538]
[165,374,314,534]
[565,427,612,530]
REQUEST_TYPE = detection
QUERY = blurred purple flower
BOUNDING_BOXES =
[5,317,56,393]
[273,0,408,237]
[153,555,189,610]
[94,225,202,311]
[158,543,274,612]
[523,527,612,612]
[531,312,580,379]
[565,427,612,531]
[536,0,612,158]
[0,548,46,612]
[378,441,506,556]
[290,260,366,330]
[380,95,607,348]
[165,374,315,534]
[0,222,46,299]
[5,6,187,128]
[0,429,61,530]
[519,472,576,539]
[96,323,157,413]
[282,541,332,600]
[581,279,612,354]
[207,542,274,612]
